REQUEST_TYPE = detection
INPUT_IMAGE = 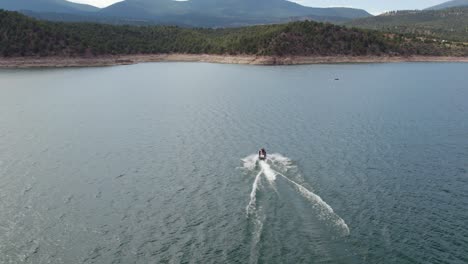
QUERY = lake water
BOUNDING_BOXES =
[0,62,467,263]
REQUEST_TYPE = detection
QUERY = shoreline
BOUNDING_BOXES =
[1,54,468,68]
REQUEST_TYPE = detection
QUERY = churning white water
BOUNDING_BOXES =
[242,153,350,236]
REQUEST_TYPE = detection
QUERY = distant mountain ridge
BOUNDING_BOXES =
[100,0,372,24]
[346,7,468,42]
[426,0,468,10]
[0,0,372,27]
[0,0,98,13]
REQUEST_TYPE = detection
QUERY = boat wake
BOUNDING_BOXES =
[241,153,350,236]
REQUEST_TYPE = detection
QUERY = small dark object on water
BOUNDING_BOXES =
[335,78,340,80]
[259,148,267,160]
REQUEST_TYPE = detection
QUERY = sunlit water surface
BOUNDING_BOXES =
[0,62,467,263]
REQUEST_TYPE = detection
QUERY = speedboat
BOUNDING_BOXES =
[258,148,267,161]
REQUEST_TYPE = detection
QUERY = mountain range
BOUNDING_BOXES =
[346,7,468,42]
[0,0,371,27]
[101,0,371,21]
[426,0,468,10]
[0,0,98,13]
[1,0,467,30]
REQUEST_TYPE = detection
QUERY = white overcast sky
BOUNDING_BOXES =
[68,0,449,14]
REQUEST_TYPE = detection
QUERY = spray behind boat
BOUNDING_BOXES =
[242,152,350,237]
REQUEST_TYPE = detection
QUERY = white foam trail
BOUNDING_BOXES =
[249,214,263,264]
[260,161,276,183]
[242,153,350,236]
[246,170,263,215]
[241,154,259,171]
[245,162,264,264]
[267,153,294,170]
[275,171,350,236]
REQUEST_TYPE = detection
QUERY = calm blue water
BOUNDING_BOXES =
[0,62,467,263]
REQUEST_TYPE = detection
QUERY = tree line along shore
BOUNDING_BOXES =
[0,9,467,66]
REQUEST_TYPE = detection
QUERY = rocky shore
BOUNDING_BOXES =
[1,54,468,68]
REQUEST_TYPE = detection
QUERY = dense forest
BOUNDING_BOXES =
[346,7,468,42]
[1,10,467,58]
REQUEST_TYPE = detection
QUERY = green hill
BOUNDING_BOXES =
[0,10,466,58]
[0,0,98,13]
[99,0,372,26]
[426,0,468,10]
[0,0,371,27]
[346,7,468,42]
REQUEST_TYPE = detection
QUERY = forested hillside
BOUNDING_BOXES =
[0,0,98,13]
[99,0,371,27]
[0,0,370,27]
[347,7,468,42]
[1,10,466,58]
[426,0,468,10]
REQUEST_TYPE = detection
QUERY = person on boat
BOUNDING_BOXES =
[259,148,267,160]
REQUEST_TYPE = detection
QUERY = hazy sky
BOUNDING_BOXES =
[68,0,448,14]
